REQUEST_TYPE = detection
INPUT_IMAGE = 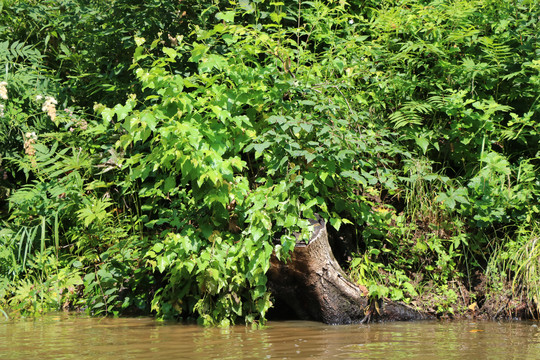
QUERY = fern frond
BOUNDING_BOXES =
[389,110,422,128]
[389,101,433,129]
[427,95,447,108]
[480,37,513,65]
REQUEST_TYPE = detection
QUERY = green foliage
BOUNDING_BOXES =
[342,0,539,312]
[487,223,540,316]
[0,0,539,323]
[0,0,210,107]
[146,230,273,325]
[1,248,82,316]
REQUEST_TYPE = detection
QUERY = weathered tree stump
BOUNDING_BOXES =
[267,217,431,324]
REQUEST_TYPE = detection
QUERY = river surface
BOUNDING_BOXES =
[1,314,539,359]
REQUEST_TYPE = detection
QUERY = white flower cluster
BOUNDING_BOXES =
[0,81,7,100]
[24,132,38,157]
[0,81,7,118]
[41,95,58,121]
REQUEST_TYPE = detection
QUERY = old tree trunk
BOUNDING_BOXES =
[267,217,431,324]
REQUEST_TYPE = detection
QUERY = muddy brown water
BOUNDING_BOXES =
[1,314,539,359]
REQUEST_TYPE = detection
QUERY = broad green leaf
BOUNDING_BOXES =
[140,111,157,131]
[216,11,235,23]
[113,104,131,121]
[163,47,177,59]
[101,108,115,123]
[163,176,176,193]
[415,137,429,154]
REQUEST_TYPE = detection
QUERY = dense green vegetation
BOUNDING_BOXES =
[0,0,538,325]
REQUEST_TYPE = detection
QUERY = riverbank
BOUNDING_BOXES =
[1,0,539,325]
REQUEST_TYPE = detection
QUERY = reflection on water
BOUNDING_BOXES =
[1,314,540,359]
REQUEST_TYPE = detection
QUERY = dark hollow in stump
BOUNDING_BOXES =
[267,217,431,324]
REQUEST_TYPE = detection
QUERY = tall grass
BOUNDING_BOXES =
[487,223,540,318]
[510,226,540,317]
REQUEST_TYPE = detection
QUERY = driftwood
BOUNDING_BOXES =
[267,217,431,324]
